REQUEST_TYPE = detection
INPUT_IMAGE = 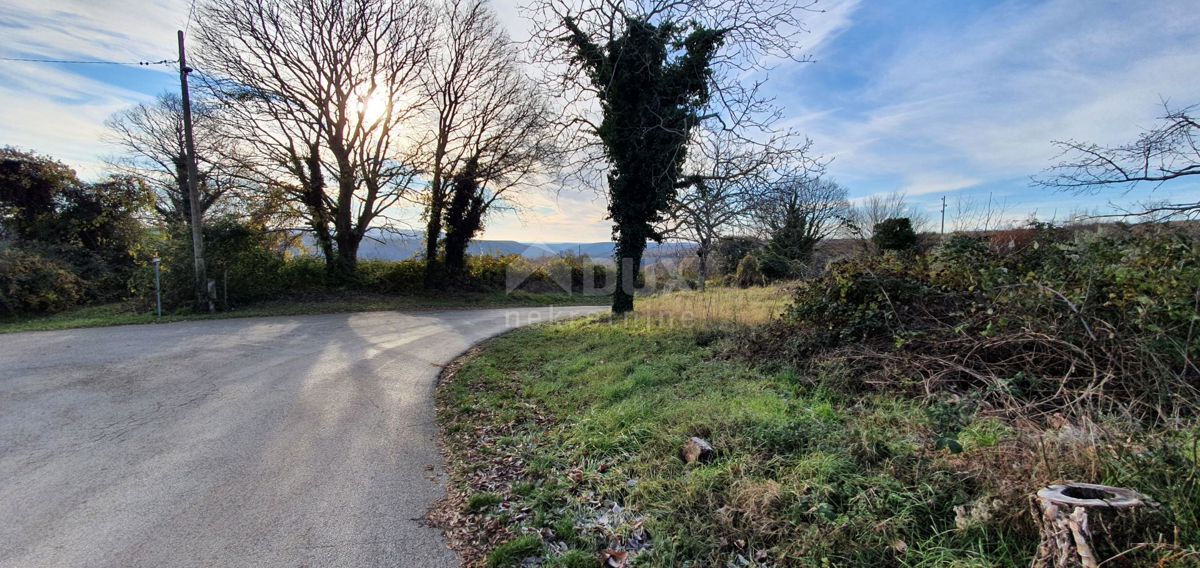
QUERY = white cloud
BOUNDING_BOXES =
[0,0,183,62]
[0,61,160,177]
[802,0,861,59]
[487,186,612,242]
[0,1,185,175]
[901,174,980,197]
[784,0,1200,208]
[6,0,1198,241]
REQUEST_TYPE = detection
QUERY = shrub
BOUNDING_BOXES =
[734,253,763,288]
[357,258,424,293]
[0,244,84,314]
[472,254,526,290]
[713,236,760,276]
[1,150,149,304]
[203,218,287,302]
[872,217,918,251]
[503,253,613,294]
[276,256,331,292]
[756,249,800,281]
[145,219,289,310]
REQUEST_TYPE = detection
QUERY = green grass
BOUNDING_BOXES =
[487,535,544,568]
[437,303,1199,567]
[437,315,986,566]
[468,492,504,512]
[0,290,608,334]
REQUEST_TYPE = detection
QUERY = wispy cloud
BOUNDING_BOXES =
[0,0,182,62]
[2,0,1198,240]
[0,0,184,175]
[779,0,1200,213]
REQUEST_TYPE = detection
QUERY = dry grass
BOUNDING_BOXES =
[633,284,793,327]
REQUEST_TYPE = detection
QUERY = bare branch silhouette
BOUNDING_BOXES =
[194,0,436,276]
[1035,101,1200,219]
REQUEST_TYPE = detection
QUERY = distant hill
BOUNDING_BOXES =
[325,231,695,263]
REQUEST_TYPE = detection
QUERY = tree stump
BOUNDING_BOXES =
[1031,483,1145,568]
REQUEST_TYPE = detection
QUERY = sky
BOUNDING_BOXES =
[1,0,1198,242]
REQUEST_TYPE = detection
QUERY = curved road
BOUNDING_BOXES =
[0,306,602,567]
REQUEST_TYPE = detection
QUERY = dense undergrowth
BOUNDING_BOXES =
[753,223,1199,420]
[434,225,1199,567]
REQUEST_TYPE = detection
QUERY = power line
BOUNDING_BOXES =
[0,56,176,66]
[184,0,198,36]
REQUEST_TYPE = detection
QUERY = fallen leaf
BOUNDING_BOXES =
[602,549,628,568]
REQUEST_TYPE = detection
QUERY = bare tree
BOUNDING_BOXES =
[848,191,930,240]
[755,175,850,273]
[194,0,435,277]
[951,193,1010,232]
[1035,102,1200,219]
[106,93,249,226]
[667,129,814,290]
[421,0,560,285]
[527,0,820,313]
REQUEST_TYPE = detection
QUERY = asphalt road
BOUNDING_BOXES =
[0,306,603,568]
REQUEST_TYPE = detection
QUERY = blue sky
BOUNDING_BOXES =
[1,0,1198,241]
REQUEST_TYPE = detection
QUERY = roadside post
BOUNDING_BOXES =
[152,256,162,317]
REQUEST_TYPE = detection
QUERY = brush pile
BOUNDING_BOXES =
[753,223,1200,422]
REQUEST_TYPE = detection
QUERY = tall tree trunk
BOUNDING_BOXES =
[443,238,466,282]
[423,134,449,288]
[424,197,443,286]
[331,143,359,281]
[612,233,646,314]
[442,163,485,285]
[300,147,338,273]
[312,219,335,271]
[696,244,708,292]
[334,231,359,278]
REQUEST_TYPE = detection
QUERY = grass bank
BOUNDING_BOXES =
[0,290,608,334]
[433,286,1198,567]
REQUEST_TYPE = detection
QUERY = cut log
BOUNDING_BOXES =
[681,437,715,465]
[1031,483,1145,568]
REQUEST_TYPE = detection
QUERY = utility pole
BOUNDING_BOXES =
[178,30,210,311]
[940,195,947,235]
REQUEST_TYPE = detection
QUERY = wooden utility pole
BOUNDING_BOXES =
[177,30,209,311]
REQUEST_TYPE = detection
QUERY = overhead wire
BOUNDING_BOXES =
[184,0,198,36]
[0,57,176,66]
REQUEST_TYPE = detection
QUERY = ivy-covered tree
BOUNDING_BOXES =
[420,0,558,287]
[442,159,486,282]
[532,0,818,313]
[562,18,722,312]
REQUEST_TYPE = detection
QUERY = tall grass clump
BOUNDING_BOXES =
[635,284,792,328]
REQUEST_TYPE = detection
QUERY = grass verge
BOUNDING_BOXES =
[432,288,1198,567]
[0,290,608,334]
